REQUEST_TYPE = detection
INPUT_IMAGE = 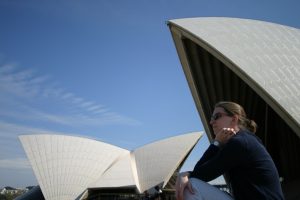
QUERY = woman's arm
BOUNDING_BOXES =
[191,130,244,181]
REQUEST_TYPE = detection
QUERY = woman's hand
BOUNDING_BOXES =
[175,172,194,200]
[215,128,236,144]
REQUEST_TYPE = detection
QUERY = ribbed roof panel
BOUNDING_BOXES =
[19,134,128,200]
[133,132,202,193]
[168,17,300,134]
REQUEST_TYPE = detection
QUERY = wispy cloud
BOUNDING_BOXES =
[0,158,31,169]
[0,120,67,139]
[0,63,141,127]
[0,120,77,164]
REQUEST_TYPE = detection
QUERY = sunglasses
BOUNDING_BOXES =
[211,112,230,121]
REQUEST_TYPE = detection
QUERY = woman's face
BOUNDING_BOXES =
[210,107,235,135]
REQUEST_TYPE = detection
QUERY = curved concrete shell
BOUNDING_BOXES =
[89,153,135,189]
[19,132,202,200]
[19,135,128,200]
[90,132,202,193]
[133,132,201,192]
[168,17,300,198]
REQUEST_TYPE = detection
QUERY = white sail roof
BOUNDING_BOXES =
[19,134,128,200]
[168,17,300,137]
[133,132,201,192]
[19,132,202,200]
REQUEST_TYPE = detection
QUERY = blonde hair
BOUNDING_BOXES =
[215,101,257,133]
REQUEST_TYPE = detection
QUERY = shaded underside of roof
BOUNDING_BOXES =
[168,17,300,196]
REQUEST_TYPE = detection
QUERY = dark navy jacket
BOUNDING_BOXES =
[190,130,284,200]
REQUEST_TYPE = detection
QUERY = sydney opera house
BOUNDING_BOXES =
[18,132,202,200]
[19,17,300,200]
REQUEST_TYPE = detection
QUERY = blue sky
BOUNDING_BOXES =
[1,0,300,188]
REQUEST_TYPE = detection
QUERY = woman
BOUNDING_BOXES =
[176,101,284,200]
